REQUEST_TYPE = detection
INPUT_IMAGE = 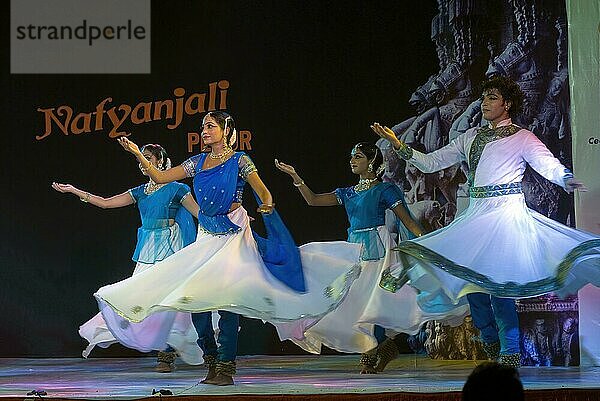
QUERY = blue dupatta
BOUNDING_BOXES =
[192,152,306,292]
[252,192,306,293]
[193,153,242,235]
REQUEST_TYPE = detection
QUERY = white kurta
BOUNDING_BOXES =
[385,119,600,305]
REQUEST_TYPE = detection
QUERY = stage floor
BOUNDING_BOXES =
[1,355,599,400]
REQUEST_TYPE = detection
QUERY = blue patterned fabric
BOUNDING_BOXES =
[335,182,411,260]
[129,182,196,263]
[469,182,522,198]
[191,153,244,235]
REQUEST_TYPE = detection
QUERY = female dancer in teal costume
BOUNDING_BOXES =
[274,142,469,373]
[52,144,202,372]
[97,111,361,385]
[373,75,600,368]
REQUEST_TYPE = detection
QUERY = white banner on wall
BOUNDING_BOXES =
[567,0,600,367]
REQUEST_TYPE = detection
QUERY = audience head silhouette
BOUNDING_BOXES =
[462,362,524,401]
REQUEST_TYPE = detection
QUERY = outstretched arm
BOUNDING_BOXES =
[117,137,187,184]
[52,182,133,209]
[522,132,587,193]
[371,123,409,154]
[371,122,465,173]
[274,159,338,206]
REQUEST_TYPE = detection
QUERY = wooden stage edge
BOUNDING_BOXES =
[1,354,599,401]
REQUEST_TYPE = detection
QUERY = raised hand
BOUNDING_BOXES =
[52,182,76,194]
[565,178,588,193]
[370,122,403,148]
[117,137,141,155]
[274,159,298,177]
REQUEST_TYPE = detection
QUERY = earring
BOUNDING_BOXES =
[368,163,374,173]
[229,128,237,147]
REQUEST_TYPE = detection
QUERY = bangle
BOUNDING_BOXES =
[80,192,91,203]
[258,203,275,214]
[293,180,305,187]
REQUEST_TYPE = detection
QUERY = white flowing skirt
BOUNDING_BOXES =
[95,207,362,336]
[79,224,203,365]
[275,226,470,354]
[392,193,600,306]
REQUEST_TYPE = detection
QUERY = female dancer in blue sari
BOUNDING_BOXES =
[96,111,361,385]
[274,142,469,373]
[52,144,202,372]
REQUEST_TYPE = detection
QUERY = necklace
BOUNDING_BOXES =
[354,177,378,192]
[145,180,165,195]
[209,146,233,163]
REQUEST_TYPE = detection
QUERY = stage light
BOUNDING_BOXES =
[26,390,47,398]
[151,389,173,396]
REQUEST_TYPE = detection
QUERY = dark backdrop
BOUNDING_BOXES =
[1,1,438,356]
